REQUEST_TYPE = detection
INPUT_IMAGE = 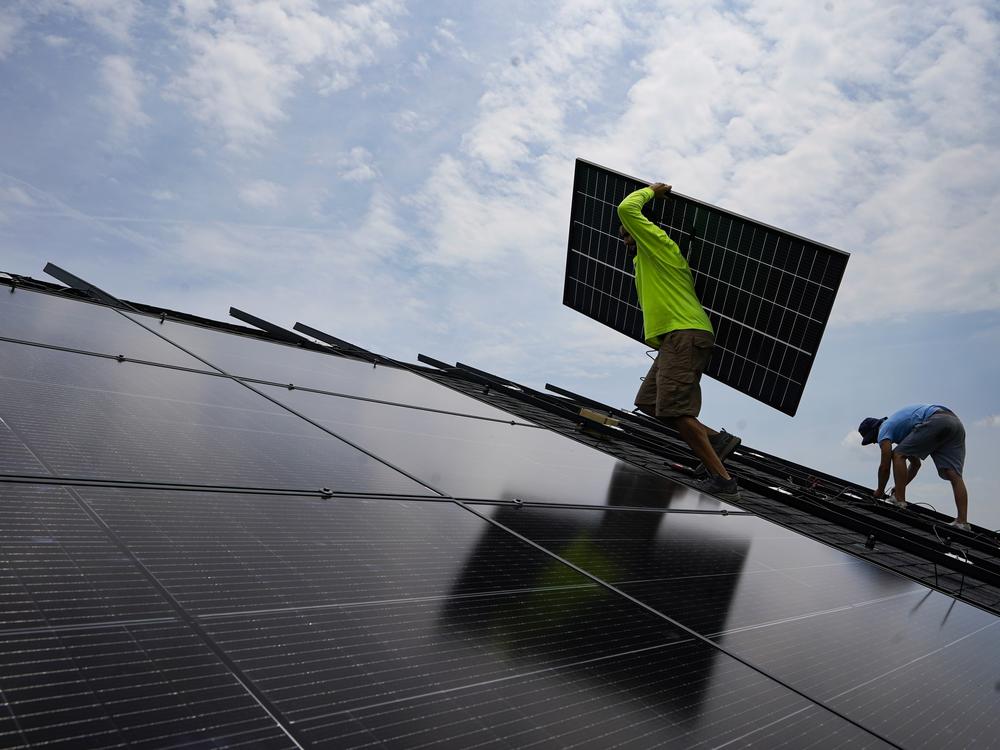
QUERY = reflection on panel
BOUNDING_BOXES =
[0,485,175,630]
[152,314,523,421]
[0,343,429,495]
[263,384,731,509]
[0,621,291,749]
[208,602,884,749]
[481,504,1000,749]
[480,505,920,635]
[0,289,202,369]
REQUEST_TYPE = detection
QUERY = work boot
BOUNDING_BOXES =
[697,474,740,502]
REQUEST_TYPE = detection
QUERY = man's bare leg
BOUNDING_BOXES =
[673,416,730,480]
[941,468,968,524]
[891,452,910,502]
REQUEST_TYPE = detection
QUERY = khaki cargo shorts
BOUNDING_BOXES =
[634,329,714,419]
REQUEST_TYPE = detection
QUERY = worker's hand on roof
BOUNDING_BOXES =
[648,182,672,198]
[872,488,886,499]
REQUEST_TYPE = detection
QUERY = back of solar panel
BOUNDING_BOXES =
[564,158,849,417]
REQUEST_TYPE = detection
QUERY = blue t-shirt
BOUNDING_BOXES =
[877,404,946,444]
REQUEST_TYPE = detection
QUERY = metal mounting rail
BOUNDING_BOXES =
[43,262,136,310]
[293,321,384,365]
[230,307,312,346]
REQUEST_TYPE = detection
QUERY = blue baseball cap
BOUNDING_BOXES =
[858,417,886,445]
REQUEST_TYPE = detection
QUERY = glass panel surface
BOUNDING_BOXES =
[0,343,429,496]
[76,491,590,615]
[210,606,885,749]
[262,384,733,509]
[156,499,882,749]
[0,621,291,748]
[477,504,1000,749]
[0,484,175,629]
[151,314,523,421]
[0,288,203,368]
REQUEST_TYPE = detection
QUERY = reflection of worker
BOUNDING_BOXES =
[618,183,741,501]
[858,404,969,530]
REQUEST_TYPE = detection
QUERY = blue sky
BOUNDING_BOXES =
[1,0,998,528]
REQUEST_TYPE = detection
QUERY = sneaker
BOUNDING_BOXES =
[948,520,971,532]
[888,497,907,508]
[710,430,742,464]
[697,474,740,502]
[694,430,743,475]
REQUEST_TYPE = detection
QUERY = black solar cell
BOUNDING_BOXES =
[0,288,203,369]
[564,158,849,415]
[152,314,521,422]
[261,383,731,507]
[0,342,431,496]
[0,621,294,748]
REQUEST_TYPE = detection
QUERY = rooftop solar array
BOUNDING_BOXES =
[1,275,998,749]
[564,158,850,415]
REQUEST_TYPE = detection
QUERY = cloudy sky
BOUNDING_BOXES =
[1,0,998,528]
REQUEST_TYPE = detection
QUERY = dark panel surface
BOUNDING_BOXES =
[717,591,1000,750]
[76,491,579,615]
[0,621,291,749]
[0,342,430,496]
[267,613,886,749]
[0,288,203,369]
[262,383,734,508]
[0,484,174,630]
[565,158,849,415]
[183,499,886,749]
[152,314,524,422]
[482,504,1000,749]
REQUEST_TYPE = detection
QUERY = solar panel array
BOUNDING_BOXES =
[1,281,998,749]
[564,158,850,416]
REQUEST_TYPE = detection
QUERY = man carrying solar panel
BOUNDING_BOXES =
[858,405,970,531]
[618,182,742,501]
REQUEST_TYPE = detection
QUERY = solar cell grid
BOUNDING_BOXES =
[0,342,430,497]
[564,158,849,415]
[0,622,293,749]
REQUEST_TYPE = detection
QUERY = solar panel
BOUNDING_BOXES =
[4,280,1000,749]
[564,158,850,415]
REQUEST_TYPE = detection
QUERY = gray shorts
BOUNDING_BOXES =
[894,411,966,477]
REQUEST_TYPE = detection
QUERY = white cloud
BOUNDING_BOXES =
[393,109,433,134]
[150,189,176,201]
[0,186,36,208]
[461,1,631,174]
[238,179,285,208]
[840,429,864,449]
[977,415,1000,428]
[97,55,150,143]
[0,11,25,58]
[43,34,71,47]
[55,0,141,43]
[166,0,405,151]
[337,147,378,182]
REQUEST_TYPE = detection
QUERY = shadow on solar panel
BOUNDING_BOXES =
[564,158,850,416]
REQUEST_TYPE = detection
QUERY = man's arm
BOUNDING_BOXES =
[617,183,675,250]
[874,439,893,498]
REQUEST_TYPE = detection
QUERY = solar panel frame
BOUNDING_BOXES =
[564,158,850,416]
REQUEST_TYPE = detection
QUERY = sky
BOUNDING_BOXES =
[1,0,998,529]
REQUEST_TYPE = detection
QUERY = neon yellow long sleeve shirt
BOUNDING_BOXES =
[617,187,713,347]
